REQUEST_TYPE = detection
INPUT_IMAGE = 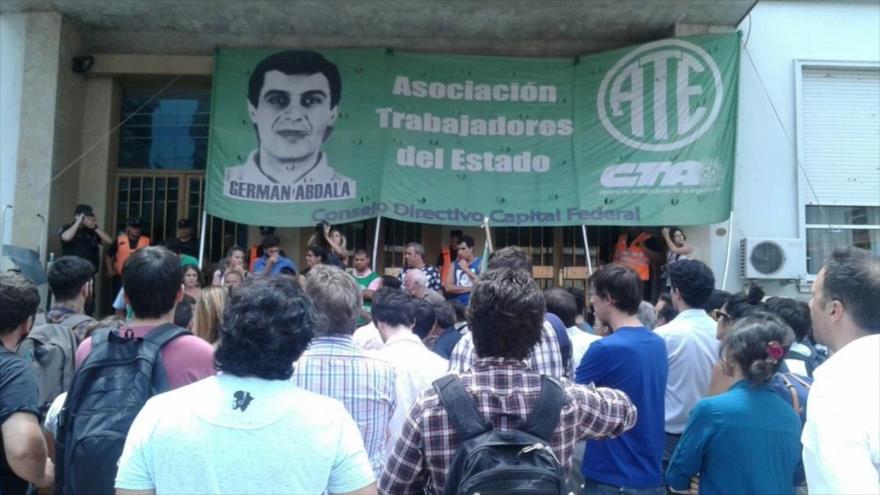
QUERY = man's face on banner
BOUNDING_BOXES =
[248,70,338,163]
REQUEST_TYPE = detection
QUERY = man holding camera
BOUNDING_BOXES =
[59,204,113,274]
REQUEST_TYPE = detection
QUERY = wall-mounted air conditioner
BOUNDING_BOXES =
[740,237,806,280]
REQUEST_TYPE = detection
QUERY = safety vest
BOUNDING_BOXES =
[614,232,651,281]
[248,245,260,272]
[114,234,150,276]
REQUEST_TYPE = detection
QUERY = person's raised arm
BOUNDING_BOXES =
[94,225,114,245]
[60,214,83,242]
[662,227,693,256]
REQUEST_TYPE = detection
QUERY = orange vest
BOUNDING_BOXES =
[115,234,150,276]
[614,232,651,281]
[249,245,260,272]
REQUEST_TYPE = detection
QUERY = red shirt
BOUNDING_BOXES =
[75,325,215,389]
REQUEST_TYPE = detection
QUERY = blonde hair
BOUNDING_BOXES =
[193,286,227,344]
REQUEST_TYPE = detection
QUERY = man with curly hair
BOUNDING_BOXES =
[116,277,376,495]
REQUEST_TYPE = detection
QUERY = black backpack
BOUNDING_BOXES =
[54,323,189,495]
[434,374,569,495]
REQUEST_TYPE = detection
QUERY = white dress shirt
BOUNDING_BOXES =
[376,331,448,456]
[802,334,880,494]
[567,325,601,369]
[353,322,384,351]
[654,308,719,434]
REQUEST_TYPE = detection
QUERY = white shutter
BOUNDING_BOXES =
[801,67,880,206]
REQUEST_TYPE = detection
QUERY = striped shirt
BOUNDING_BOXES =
[379,358,637,494]
[292,335,397,478]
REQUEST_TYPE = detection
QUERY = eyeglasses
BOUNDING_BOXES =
[711,309,731,322]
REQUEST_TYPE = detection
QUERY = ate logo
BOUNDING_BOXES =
[232,390,254,412]
[597,39,724,152]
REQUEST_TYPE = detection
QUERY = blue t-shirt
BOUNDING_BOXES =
[252,255,297,276]
[666,381,803,495]
[575,326,667,489]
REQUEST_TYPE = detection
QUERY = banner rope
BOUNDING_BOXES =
[37,74,184,194]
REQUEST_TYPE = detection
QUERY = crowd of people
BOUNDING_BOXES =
[0,208,878,495]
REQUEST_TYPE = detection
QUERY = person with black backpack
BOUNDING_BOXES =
[380,268,637,495]
[0,272,54,494]
[55,246,215,494]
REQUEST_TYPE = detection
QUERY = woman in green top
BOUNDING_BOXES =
[666,314,803,494]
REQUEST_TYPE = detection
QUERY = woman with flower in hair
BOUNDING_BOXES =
[666,313,803,494]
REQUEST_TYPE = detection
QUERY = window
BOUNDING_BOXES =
[383,219,421,271]
[799,65,880,275]
[119,87,210,170]
[805,206,880,274]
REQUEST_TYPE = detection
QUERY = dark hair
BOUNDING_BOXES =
[215,277,315,380]
[48,256,94,301]
[450,299,467,323]
[353,249,369,258]
[657,293,679,324]
[433,300,456,329]
[704,289,732,314]
[487,246,532,272]
[764,297,811,342]
[381,275,402,290]
[722,313,795,386]
[668,226,686,241]
[725,283,766,321]
[262,235,280,249]
[181,264,203,287]
[0,272,40,335]
[174,294,196,328]
[544,288,577,327]
[74,204,93,216]
[469,268,545,360]
[371,288,414,327]
[248,50,342,109]
[668,259,715,309]
[566,287,587,319]
[819,247,880,333]
[459,234,475,249]
[589,264,641,315]
[122,247,182,319]
[307,244,330,263]
[412,299,436,340]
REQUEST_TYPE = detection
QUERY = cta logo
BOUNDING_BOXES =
[597,39,723,152]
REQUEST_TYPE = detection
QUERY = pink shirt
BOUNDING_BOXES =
[75,324,215,390]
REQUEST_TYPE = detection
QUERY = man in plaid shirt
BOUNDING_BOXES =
[292,265,397,479]
[379,268,637,494]
[448,246,569,379]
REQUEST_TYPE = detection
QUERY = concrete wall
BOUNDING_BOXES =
[0,13,26,249]
[712,0,880,298]
[8,12,86,263]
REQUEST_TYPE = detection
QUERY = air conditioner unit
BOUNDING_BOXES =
[740,238,806,280]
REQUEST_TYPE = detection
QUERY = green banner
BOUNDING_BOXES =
[206,33,740,227]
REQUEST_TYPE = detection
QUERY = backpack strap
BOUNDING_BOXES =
[141,323,190,348]
[522,376,565,442]
[780,374,801,414]
[786,373,812,389]
[60,313,92,330]
[433,374,492,440]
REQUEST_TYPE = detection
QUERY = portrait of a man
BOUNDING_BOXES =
[224,50,356,203]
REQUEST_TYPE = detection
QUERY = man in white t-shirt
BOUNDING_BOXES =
[115,277,376,495]
[371,288,448,455]
[653,259,718,474]
[802,247,880,494]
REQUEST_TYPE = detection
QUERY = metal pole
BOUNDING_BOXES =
[482,216,493,252]
[581,225,593,277]
[721,210,735,290]
[371,216,381,272]
[198,209,208,267]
